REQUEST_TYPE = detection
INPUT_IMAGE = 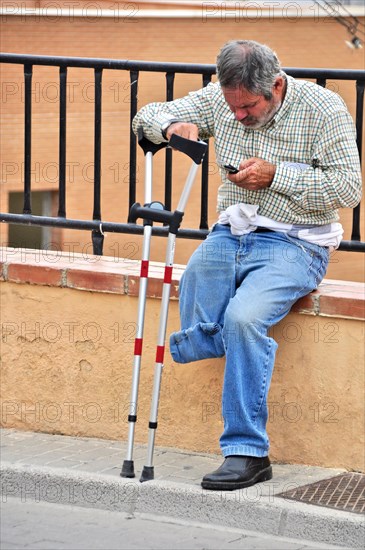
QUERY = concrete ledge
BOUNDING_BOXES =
[0,247,364,319]
[1,460,364,548]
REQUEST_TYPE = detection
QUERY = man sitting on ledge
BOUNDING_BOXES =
[132,40,362,491]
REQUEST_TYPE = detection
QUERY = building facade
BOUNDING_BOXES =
[1,1,364,280]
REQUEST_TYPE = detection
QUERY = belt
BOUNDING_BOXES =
[220,223,274,233]
[253,226,275,233]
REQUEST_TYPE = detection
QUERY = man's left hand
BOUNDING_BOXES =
[228,158,276,190]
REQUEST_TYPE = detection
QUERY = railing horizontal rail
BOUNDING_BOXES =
[2,53,365,80]
[1,213,363,251]
[0,213,208,241]
[0,52,364,255]
[0,52,216,74]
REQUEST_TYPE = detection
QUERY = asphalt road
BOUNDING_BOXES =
[0,497,349,550]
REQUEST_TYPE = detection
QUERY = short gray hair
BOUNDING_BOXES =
[216,40,282,99]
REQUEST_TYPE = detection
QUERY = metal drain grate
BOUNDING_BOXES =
[277,472,365,515]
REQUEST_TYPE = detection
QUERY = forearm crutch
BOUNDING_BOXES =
[120,129,167,479]
[121,131,207,482]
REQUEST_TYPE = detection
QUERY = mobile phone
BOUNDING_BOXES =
[224,164,239,174]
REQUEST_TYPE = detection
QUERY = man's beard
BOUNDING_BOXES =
[241,99,282,129]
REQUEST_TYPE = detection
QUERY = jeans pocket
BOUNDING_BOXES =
[314,250,329,287]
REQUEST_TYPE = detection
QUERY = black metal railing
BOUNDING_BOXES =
[0,53,364,254]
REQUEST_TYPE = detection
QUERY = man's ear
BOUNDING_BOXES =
[274,76,285,89]
[273,76,286,98]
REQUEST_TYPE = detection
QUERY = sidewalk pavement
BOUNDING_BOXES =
[1,428,364,548]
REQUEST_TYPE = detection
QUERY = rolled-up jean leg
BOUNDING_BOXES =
[170,321,225,363]
[170,224,238,363]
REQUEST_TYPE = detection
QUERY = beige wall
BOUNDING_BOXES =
[0,8,364,281]
[1,278,364,472]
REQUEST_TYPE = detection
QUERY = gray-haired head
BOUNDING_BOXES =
[216,40,282,99]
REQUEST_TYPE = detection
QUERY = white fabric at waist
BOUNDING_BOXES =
[217,204,343,249]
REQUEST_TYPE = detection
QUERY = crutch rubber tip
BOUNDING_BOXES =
[120,460,135,478]
[140,466,154,483]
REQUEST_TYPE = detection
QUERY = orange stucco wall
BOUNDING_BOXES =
[1,249,364,471]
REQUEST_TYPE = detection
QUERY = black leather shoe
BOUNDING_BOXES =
[201,455,272,491]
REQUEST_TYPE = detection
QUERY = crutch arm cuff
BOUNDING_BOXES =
[169,134,207,165]
[137,126,168,156]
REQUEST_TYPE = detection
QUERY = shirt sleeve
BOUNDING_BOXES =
[270,109,362,211]
[132,83,216,143]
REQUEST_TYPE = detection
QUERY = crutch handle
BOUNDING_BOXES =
[169,134,207,165]
[128,202,184,234]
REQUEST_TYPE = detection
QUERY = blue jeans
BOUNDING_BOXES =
[169,224,329,458]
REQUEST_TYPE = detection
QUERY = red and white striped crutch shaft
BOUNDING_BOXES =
[121,151,153,478]
[140,161,202,482]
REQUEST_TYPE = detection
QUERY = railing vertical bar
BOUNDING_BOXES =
[129,70,139,210]
[164,72,175,211]
[351,79,364,241]
[93,68,103,221]
[23,64,33,214]
[58,66,67,218]
[91,68,104,255]
[199,73,212,230]
[317,78,326,88]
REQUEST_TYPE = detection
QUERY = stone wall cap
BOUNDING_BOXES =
[0,246,363,319]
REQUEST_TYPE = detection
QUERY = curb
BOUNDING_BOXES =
[1,461,364,548]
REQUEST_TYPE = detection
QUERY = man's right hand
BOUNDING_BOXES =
[166,122,199,141]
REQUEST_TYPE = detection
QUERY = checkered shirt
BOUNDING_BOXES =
[132,75,362,225]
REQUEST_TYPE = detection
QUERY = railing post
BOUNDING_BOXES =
[23,64,33,214]
[199,73,212,230]
[129,70,139,211]
[92,67,104,256]
[164,72,175,212]
[58,66,67,218]
[352,79,365,241]
[316,78,326,88]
